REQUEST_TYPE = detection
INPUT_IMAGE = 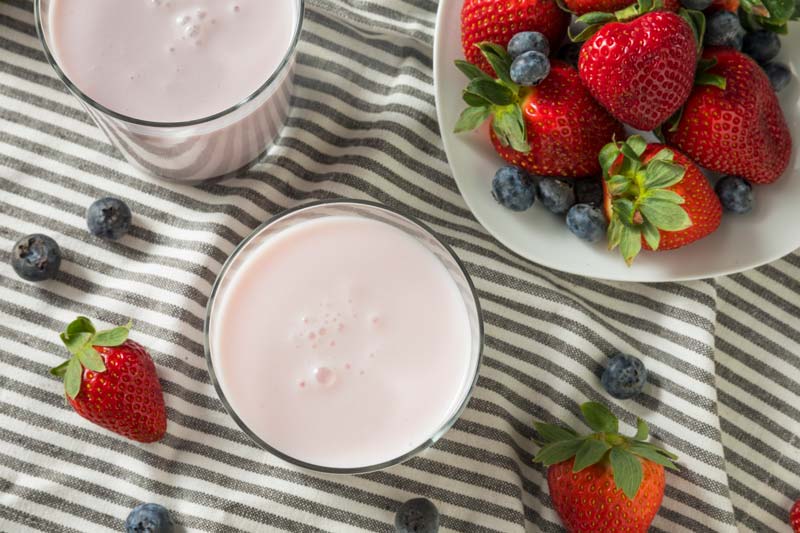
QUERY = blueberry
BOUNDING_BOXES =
[715,176,753,214]
[574,178,604,207]
[557,43,582,69]
[510,51,550,86]
[87,197,132,240]
[492,166,536,211]
[125,503,174,533]
[538,178,576,214]
[679,0,712,9]
[507,31,550,59]
[566,204,606,243]
[743,31,781,64]
[762,62,791,92]
[395,498,439,533]
[601,353,647,400]
[705,12,745,50]
[11,234,61,282]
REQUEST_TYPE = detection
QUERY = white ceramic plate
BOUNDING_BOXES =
[434,1,800,282]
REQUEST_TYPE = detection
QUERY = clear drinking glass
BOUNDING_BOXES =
[34,0,303,183]
[204,200,485,474]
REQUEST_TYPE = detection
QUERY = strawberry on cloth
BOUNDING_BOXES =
[534,402,678,533]
[50,317,167,443]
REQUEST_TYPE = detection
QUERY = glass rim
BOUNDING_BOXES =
[34,0,304,128]
[203,199,485,474]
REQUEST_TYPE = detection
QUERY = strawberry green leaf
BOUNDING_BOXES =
[50,360,70,378]
[626,136,647,157]
[533,439,584,466]
[646,189,685,204]
[454,106,491,133]
[462,90,492,107]
[466,79,514,106]
[534,422,579,444]
[619,141,641,163]
[641,218,661,251]
[643,161,686,190]
[77,346,106,373]
[581,402,619,434]
[639,199,692,232]
[569,24,603,42]
[634,418,649,441]
[607,174,630,196]
[619,225,643,266]
[477,42,514,86]
[679,8,706,53]
[613,199,636,224]
[607,217,625,250]
[576,11,618,25]
[599,142,621,176]
[91,323,131,347]
[573,438,612,472]
[629,444,679,470]
[60,331,93,357]
[64,356,82,400]
[648,147,675,164]
[493,105,530,152]
[454,60,492,81]
[695,72,727,90]
[610,447,644,500]
[66,316,96,337]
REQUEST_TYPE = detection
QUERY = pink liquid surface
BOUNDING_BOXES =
[210,216,475,469]
[49,0,297,122]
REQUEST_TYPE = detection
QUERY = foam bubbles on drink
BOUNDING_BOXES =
[315,367,336,386]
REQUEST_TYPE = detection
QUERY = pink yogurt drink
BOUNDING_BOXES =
[206,202,483,471]
[36,0,302,182]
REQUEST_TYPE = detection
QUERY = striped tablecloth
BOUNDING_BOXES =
[1,1,798,531]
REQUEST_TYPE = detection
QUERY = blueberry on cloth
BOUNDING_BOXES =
[395,498,439,533]
[566,204,606,243]
[538,178,576,214]
[492,166,536,211]
[742,30,781,64]
[125,503,174,533]
[715,176,753,214]
[510,51,550,86]
[705,12,745,50]
[507,31,550,59]
[87,197,132,240]
[11,234,61,282]
[762,62,791,92]
[602,353,647,400]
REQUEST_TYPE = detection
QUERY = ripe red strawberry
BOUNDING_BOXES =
[600,136,721,264]
[51,317,167,443]
[576,3,699,131]
[664,48,792,185]
[791,499,800,533]
[564,0,679,17]
[534,402,677,533]
[461,0,569,75]
[454,45,623,177]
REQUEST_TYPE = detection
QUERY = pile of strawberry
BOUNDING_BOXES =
[456,0,794,264]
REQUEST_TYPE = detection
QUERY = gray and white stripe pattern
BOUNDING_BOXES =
[0,0,798,531]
